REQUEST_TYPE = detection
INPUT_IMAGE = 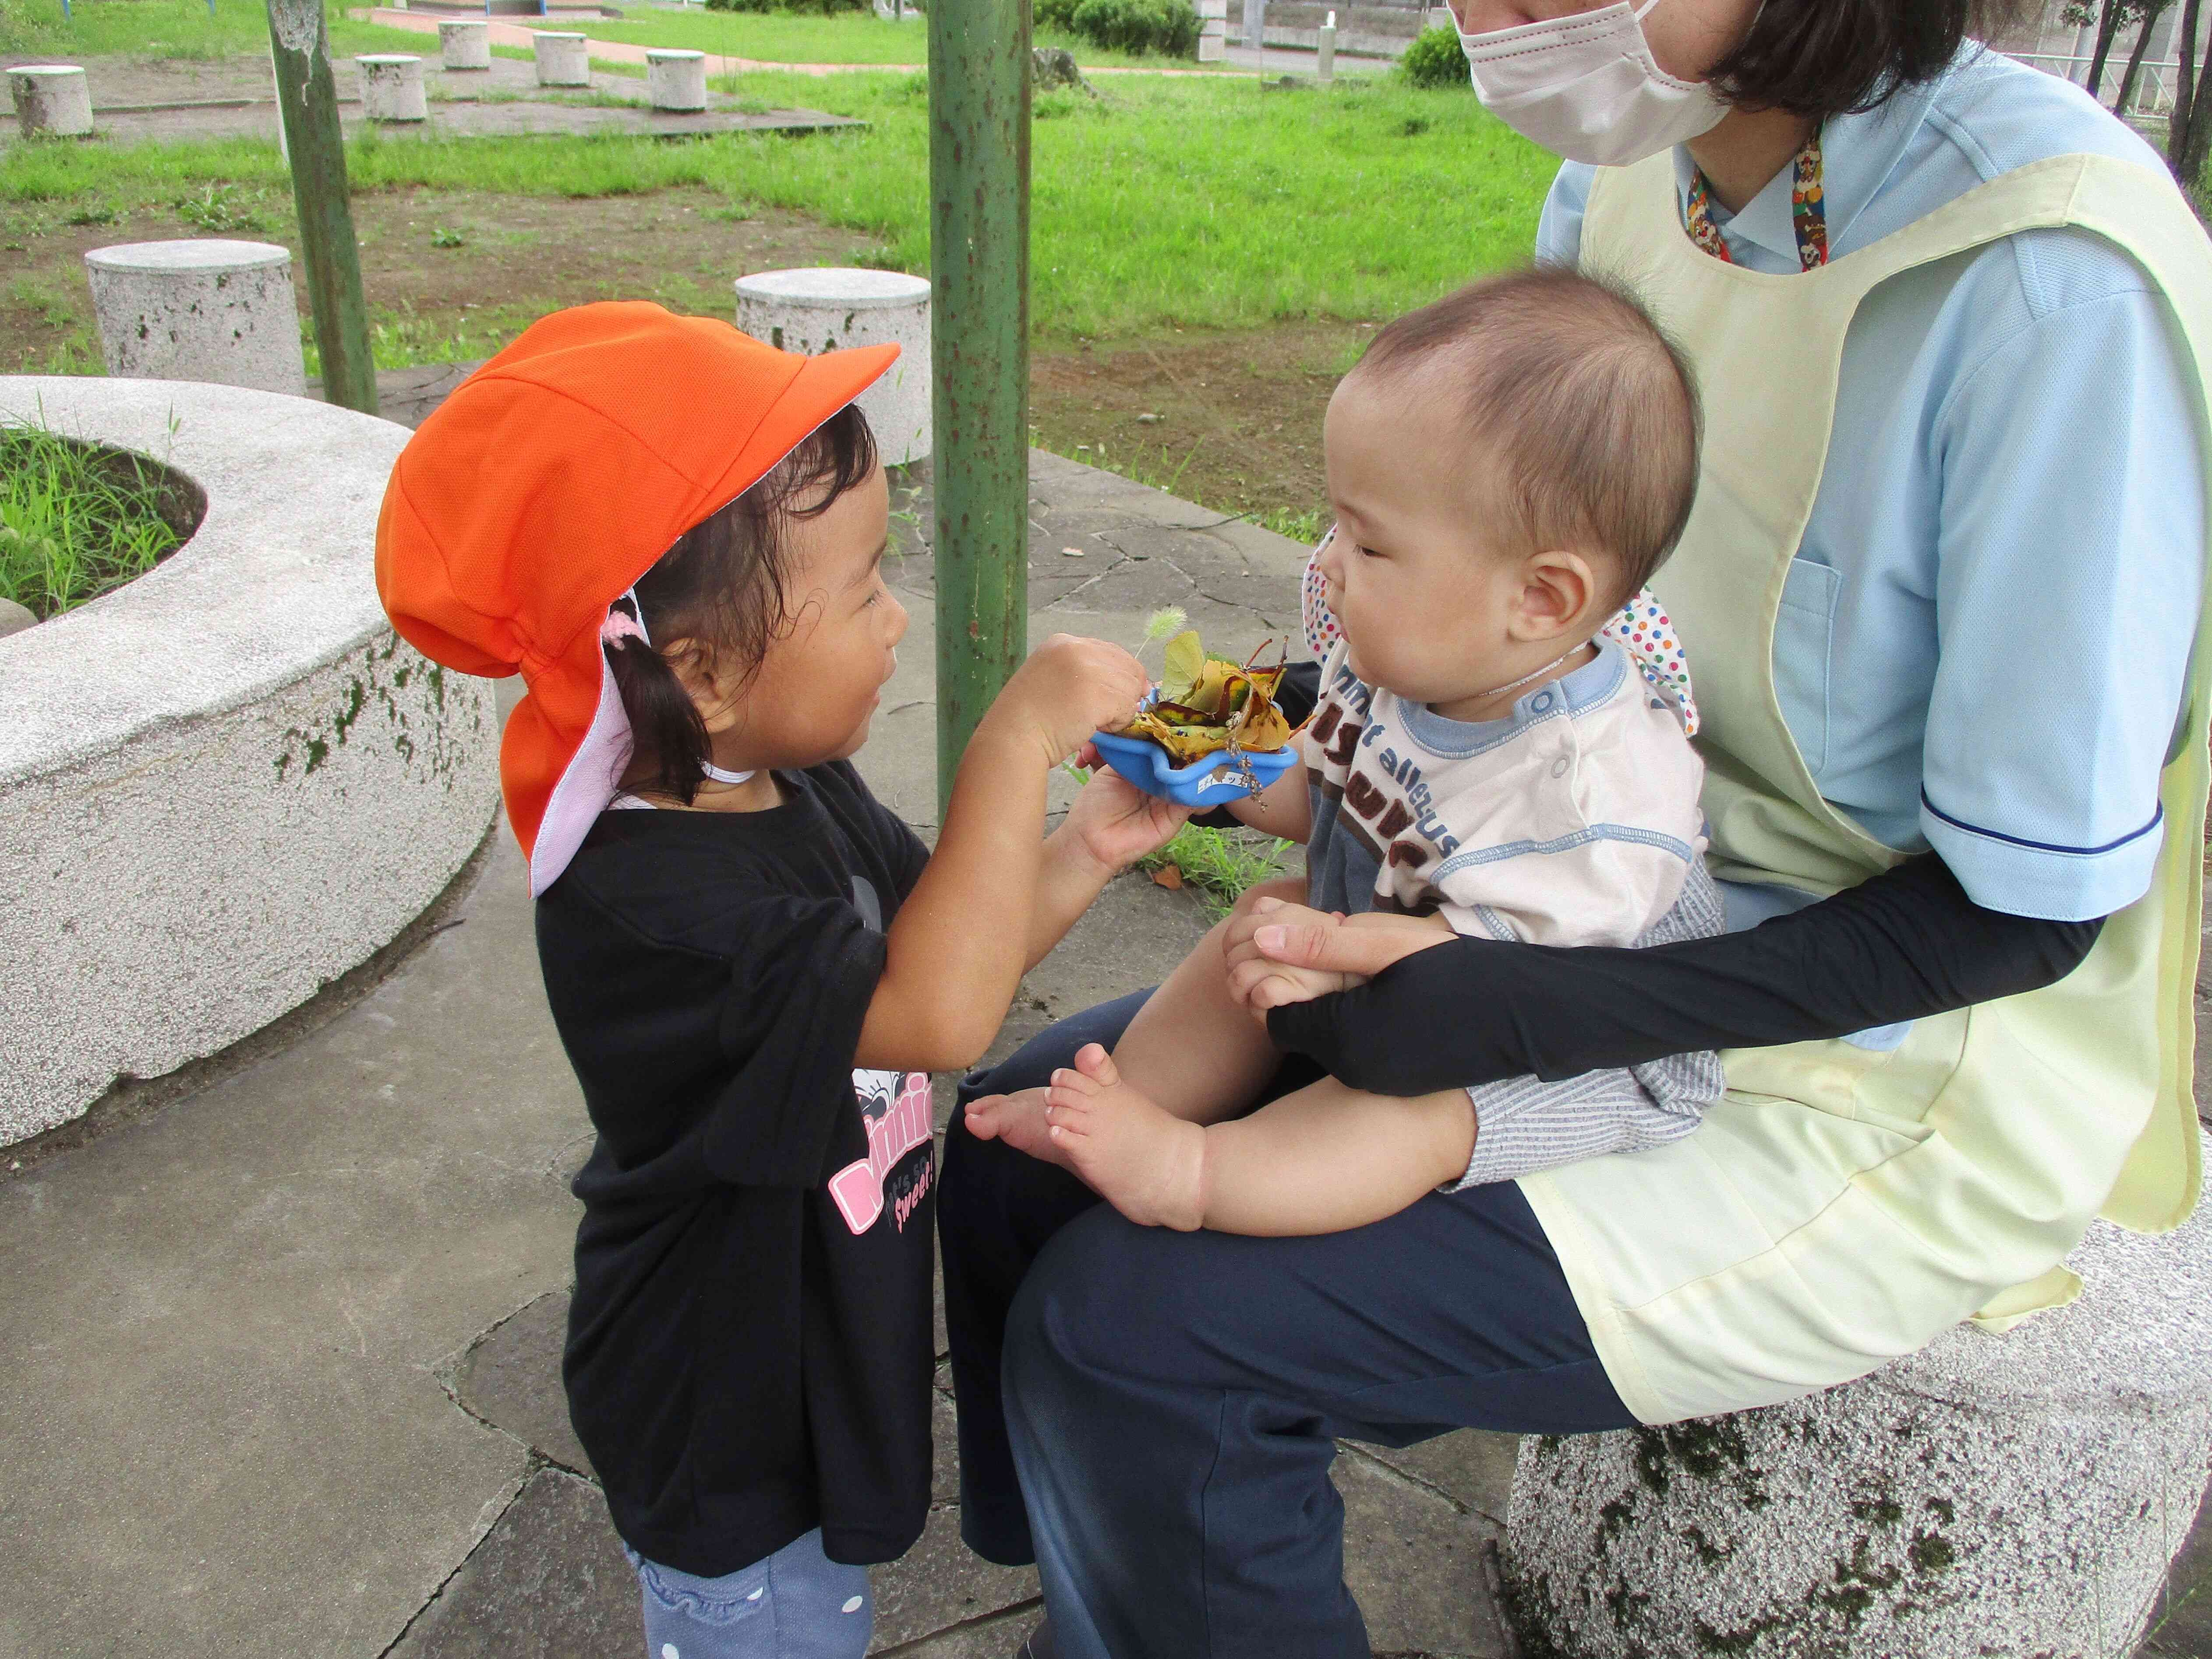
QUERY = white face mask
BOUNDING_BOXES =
[1458,0,1729,168]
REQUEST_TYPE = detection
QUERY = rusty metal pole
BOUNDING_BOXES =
[266,0,378,415]
[928,0,1030,812]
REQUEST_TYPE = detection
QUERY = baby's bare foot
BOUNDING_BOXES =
[964,1087,1072,1168]
[1044,1045,1206,1231]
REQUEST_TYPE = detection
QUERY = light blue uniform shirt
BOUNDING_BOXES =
[1538,47,2205,923]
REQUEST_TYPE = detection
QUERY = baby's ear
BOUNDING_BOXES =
[1514,549,1598,639]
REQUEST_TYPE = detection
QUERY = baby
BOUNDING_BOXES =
[968,268,1724,1234]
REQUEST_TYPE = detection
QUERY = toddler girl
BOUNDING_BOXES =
[376,303,1179,1659]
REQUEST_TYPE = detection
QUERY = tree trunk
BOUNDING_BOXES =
[2117,0,2173,108]
[2187,7,2212,183]
[2172,0,2203,180]
[2088,0,2127,98]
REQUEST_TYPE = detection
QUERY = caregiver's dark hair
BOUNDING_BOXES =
[1709,0,2035,120]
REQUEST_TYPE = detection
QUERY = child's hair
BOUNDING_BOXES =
[606,401,878,801]
[1351,267,1701,605]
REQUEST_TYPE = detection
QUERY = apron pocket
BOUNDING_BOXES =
[1773,557,1841,777]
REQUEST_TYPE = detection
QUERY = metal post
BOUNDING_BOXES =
[928,0,1030,812]
[265,0,378,416]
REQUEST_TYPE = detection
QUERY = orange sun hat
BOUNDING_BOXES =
[375,300,898,895]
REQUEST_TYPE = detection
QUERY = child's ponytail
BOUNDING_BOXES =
[606,402,879,803]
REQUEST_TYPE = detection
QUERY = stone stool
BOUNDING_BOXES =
[532,31,590,87]
[1503,1124,2212,1659]
[1194,0,1226,61]
[9,64,94,138]
[735,268,933,466]
[438,20,492,71]
[83,240,307,397]
[355,55,428,122]
[646,48,708,112]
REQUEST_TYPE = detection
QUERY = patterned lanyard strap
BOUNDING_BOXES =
[1684,126,1829,272]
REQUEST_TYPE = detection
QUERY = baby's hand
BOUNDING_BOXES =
[1224,896,1356,1015]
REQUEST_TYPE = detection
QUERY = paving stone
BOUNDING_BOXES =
[2145,1474,2212,1656]
[879,1604,1042,1659]
[389,1469,638,1657]
[453,1288,592,1478]
[873,1507,1042,1650]
[1336,1445,1510,1658]
[1350,1430,1520,1527]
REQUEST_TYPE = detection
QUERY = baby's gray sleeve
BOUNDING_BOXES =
[1447,1051,1722,1190]
[1444,856,1728,1190]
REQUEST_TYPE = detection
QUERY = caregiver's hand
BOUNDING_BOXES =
[1228,900,1454,992]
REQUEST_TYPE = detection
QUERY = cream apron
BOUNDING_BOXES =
[1519,150,2212,1426]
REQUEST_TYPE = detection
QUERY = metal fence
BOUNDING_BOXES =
[2012,49,2180,116]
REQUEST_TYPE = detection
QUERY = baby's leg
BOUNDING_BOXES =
[971,876,1304,1170]
[1044,1057,1474,1235]
[1109,875,1308,1123]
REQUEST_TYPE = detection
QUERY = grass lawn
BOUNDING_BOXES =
[1,2,1550,520]
[0,0,1239,70]
[0,417,190,616]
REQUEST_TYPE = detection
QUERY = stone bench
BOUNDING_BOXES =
[82,240,306,398]
[0,377,499,1151]
[1504,1124,2212,1657]
[8,63,92,137]
[733,268,932,466]
[531,31,590,87]
[438,19,492,71]
[645,48,707,113]
[356,54,428,122]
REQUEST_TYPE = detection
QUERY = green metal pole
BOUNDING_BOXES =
[266,0,378,416]
[929,0,1031,814]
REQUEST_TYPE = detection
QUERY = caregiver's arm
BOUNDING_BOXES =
[1262,852,2103,1094]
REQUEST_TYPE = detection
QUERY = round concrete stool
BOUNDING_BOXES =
[9,64,94,138]
[84,240,307,397]
[735,268,932,466]
[1504,1131,2212,1659]
[438,19,492,70]
[646,48,708,111]
[356,55,428,122]
[532,31,590,86]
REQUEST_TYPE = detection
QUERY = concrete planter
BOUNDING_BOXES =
[1504,1138,2212,1659]
[0,378,499,1148]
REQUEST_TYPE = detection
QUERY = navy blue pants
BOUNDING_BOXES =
[939,990,1636,1659]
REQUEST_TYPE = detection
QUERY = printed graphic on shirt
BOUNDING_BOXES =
[827,1069,935,1236]
[823,870,933,1236]
[1304,654,1459,917]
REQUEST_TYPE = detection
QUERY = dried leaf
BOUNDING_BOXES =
[1150,862,1185,889]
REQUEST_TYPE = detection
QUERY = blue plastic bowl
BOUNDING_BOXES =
[1090,727,1300,807]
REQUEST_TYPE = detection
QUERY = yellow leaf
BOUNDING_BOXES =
[1160,629,1205,704]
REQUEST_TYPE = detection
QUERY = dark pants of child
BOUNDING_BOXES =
[939,990,1638,1659]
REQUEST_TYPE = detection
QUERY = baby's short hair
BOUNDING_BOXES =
[1352,268,1701,599]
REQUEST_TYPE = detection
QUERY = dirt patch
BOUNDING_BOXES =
[1031,321,1375,531]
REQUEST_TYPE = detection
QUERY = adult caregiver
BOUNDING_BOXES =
[938,1,2212,1651]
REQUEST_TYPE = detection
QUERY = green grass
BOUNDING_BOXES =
[0,416,188,618]
[1,71,1552,345]
[0,0,1234,70]
[1139,821,1295,917]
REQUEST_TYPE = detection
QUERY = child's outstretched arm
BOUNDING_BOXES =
[855,635,1149,1073]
